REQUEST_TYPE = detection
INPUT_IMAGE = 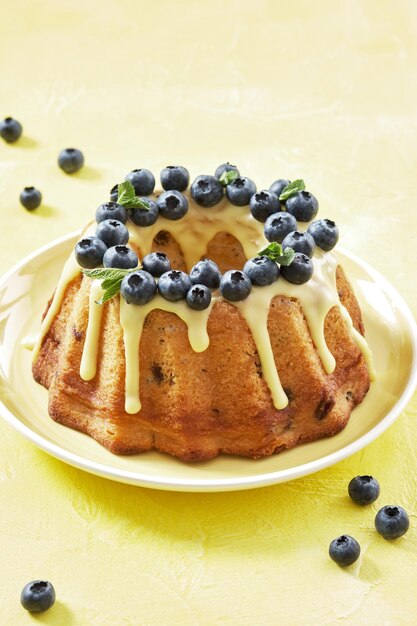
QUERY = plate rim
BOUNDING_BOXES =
[1,232,417,492]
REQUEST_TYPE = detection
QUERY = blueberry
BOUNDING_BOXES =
[186,284,212,310]
[95,219,129,247]
[110,184,119,202]
[161,166,190,192]
[158,270,192,301]
[348,475,380,505]
[125,169,155,195]
[130,199,159,227]
[0,116,22,143]
[307,219,339,252]
[269,178,290,199]
[96,201,127,224]
[190,175,224,207]
[103,245,138,269]
[189,259,221,288]
[120,270,156,305]
[282,231,316,258]
[19,186,42,211]
[249,190,280,222]
[75,236,107,268]
[220,270,252,301]
[58,148,84,174]
[21,580,56,613]
[329,535,361,567]
[281,253,314,284]
[243,256,279,286]
[264,212,298,243]
[375,506,410,540]
[214,162,240,179]
[157,190,188,220]
[142,252,171,277]
[226,177,257,206]
[285,190,318,222]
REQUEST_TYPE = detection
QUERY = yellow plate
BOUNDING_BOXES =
[0,233,416,492]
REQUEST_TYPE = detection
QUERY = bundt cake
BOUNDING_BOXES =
[32,165,374,462]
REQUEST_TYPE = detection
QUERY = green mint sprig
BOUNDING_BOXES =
[117,180,151,210]
[219,169,240,187]
[82,267,138,304]
[258,242,295,266]
[279,179,305,201]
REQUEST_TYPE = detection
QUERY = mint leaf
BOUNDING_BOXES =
[219,169,240,187]
[117,181,151,210]
[97,279,124,305]
[82,267,138,304]
[279,179,305,201]
[258,242,295,266]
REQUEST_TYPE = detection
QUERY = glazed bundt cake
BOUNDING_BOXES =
[32,165,373,462]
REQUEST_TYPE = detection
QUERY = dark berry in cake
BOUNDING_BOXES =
[285,190,318,222]
[190,259,221,288]
[282,231,316,258]
[307,219,339,251]
[19,186,42,211]
[96,219,129,247]
[190,175,224,207]
[125,169,155,195]
[243,256,279,286]
[249,190,280,222]
[158,270,192,301]
[96,201,127,224]
[58,148,84,173]
[157,190,188,220]
[75,236,107,268]
[264,212,298,243]
[220,270,252,301]
[142,252,171,277]
[121,270,156,305]
[160,166,190,192]
[281,253,314,284]
[103,245,138,269]
[226,177,256,206]
[186,284,212,310]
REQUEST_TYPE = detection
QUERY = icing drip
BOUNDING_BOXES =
[79,280,104,380]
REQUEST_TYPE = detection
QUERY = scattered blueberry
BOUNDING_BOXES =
[0,116,22,143]
[243,256,280,286]
[214,162,240,179]
[220,270,252,301]
[161,166,190,192]
[282,231,316,258]
[226,177,257,206]
[269,178,290,199]
[96,201,127,224]
[307,219,339,252]
[75,236,107,268]
[190,175,224,207]
[130,198,159,227]
[142,252,171,277]
[19,186,42,211]
[120,270,156,305]
[21,580,56,613]
[348,475,380,505]
[186,284,212,310]
[58,148,84,174]
[157,190,188,220]
[95,219,129,247]
[264,211,298,243]
[285,190,319,222]
[110,184,119,202]
[281,252,314,284]
[375,506,410,540]
[329,535,361,567]
[158,270,192,301]
[249,190,280,222]
[103,245,138,269]
[125,169,155,196]
[189,259,221,288]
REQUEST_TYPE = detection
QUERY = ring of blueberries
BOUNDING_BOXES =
[75,163,341,309]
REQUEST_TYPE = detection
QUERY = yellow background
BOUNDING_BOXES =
[1,0,417,624]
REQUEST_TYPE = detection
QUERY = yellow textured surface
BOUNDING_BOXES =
[1,0,417,624]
